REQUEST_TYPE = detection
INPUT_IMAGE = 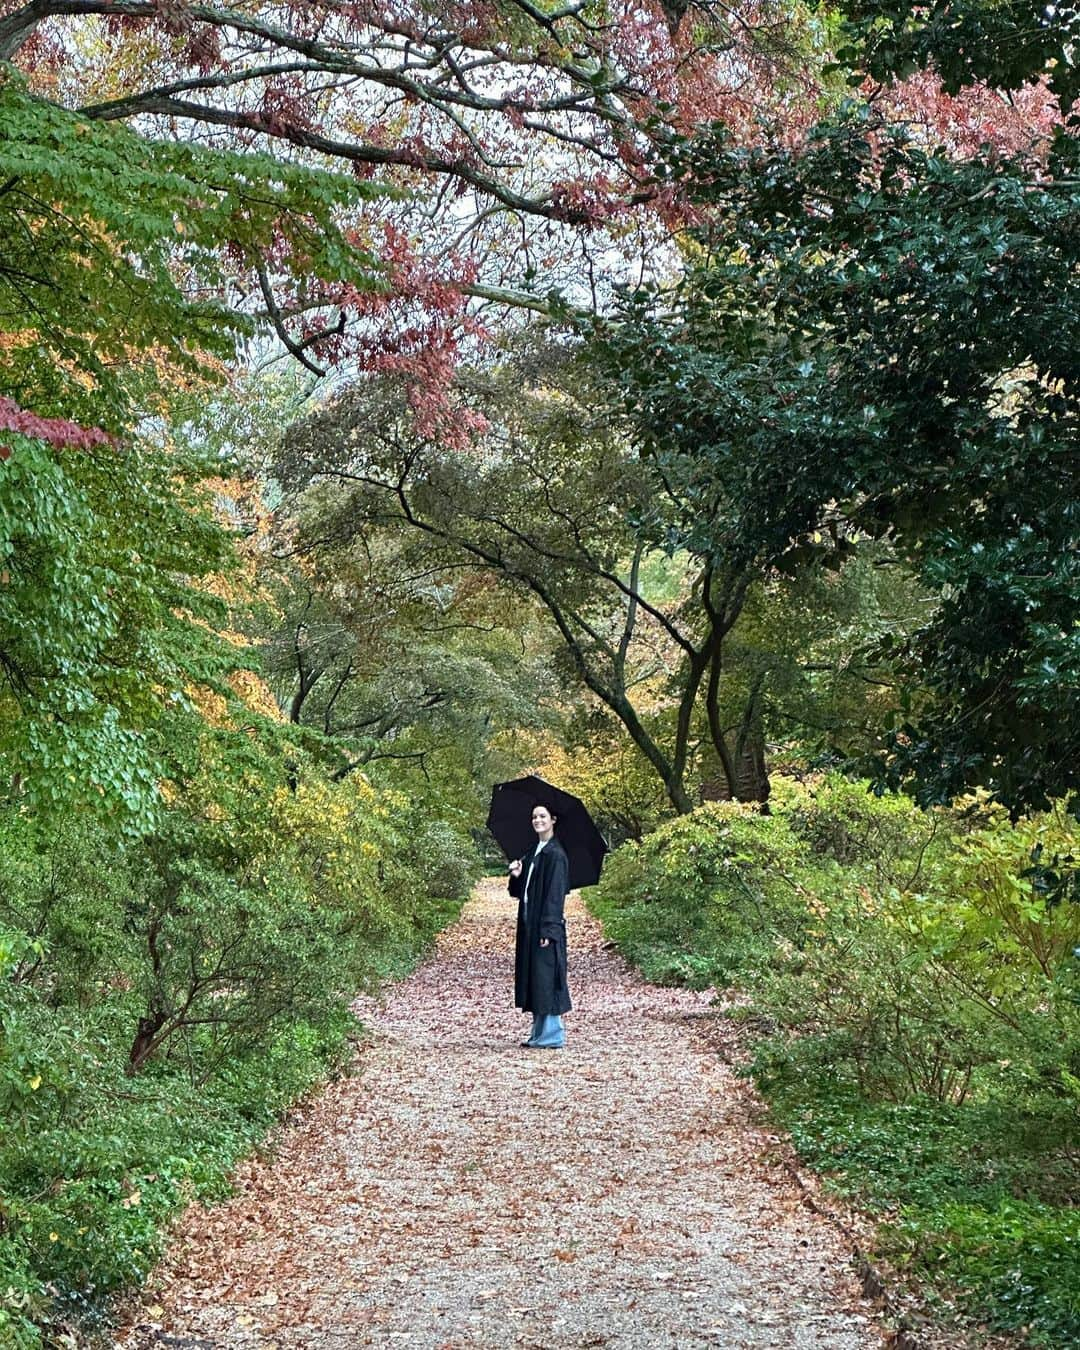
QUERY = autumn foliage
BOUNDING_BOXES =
[0,0,1077,1344]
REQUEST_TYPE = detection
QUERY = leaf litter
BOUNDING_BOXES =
[114,879,884,1348]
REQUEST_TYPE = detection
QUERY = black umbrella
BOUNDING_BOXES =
[486,774,608,890]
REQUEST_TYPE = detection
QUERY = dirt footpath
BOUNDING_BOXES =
[115,879,882,1349]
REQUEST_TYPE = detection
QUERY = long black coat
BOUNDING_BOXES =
[508,838,572,1016]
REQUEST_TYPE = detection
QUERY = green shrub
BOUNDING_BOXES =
[588,775,1080,1344]
[754,1072,1080,1344]
[745,784,1080,1107]
[0,757,475,1342]
[404,818,482,902]
[0,1001,350,1331]
[891,1200,1080,1346]
[0,1236,45,1349]
[784,773,950,883]
[590,798,812,987]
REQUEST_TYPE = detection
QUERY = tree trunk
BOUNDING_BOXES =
[127,1009,169,1075]
[733,674,770,805]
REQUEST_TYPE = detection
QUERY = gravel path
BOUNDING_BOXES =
[115,880,883,1349]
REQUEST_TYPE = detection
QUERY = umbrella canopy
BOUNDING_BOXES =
[486,774,608,890]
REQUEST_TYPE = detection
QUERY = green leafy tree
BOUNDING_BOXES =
[0,71,383,824]
[207,356,558,818]
[694,546,924,777]
[0,425,239,827]
[0,71,382,434]
[825,0,1080,108]
[600,106,1080,816]
[256,536,554,821]
[278,348,792,814]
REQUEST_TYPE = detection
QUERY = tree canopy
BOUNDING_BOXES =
[596,105,1079,815]
[826,0,1080,109]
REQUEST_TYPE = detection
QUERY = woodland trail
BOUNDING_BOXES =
[116,879,883,1350]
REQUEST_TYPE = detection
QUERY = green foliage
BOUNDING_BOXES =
[0,426,240,828]
[893,1201,1080,1345]
[710,548,923,773]
[601,107,1080,817]
[589,796,811,986]
[762,1075,1080,1346]
[0,1007,352,1344]
[0,70,386,829]
[824,0,1078,109]
[0,70,383,432]
[747,785,1080,1108]
[531,714,675,844]
[243,362,559,823]
[405,818,483,903]
[280,346,813,815]
[0,760,476,1343]
[275,352,699,804]
[590,777,1080,1341]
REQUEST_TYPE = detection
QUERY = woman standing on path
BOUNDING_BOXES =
[508,804,571,1048]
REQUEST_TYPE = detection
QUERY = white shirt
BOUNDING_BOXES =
[522,838,549,911]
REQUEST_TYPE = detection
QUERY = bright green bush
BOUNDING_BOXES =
[589,798,814,987]
[589,775,1080,1344]
[740,782,1079,1107]
[0,759,478,1344]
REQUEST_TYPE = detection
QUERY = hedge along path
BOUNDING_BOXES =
[116,879,882,1349]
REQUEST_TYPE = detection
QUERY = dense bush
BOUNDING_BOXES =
[586,796,814,986]
[589,777,1080,1345]
[0,763,476,1346]
[404,818,483,904]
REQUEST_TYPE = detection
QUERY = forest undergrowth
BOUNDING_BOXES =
[588,777,1080,1348]
[0,772,476,1348]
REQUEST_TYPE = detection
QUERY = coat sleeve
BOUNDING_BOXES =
[538,848,568,939]
[508,866,523,899]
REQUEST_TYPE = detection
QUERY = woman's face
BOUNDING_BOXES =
[531,806,555,836]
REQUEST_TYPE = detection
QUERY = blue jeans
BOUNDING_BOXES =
[528,1013,565,1048]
